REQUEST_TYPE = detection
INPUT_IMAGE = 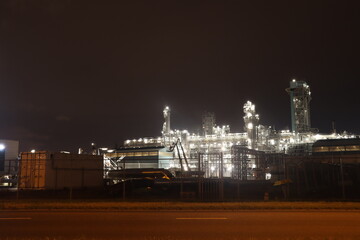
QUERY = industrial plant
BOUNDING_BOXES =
[103,80,359,177]
[98,80,360,200]
[1,80,360,200]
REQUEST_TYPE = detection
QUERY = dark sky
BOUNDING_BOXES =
[1,0,359,152]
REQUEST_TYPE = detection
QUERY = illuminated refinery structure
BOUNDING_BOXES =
[286,79,312,133]
[104,80,358,179]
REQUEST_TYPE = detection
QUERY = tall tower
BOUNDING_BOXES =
[162,106,171,146]
[202,112,215,136]
[243,101,259,149]
[286,79,311,133]
[162,106,171,135]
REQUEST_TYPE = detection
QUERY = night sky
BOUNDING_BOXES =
[1,0,359,152]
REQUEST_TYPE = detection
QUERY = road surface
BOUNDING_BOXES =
[1,210,360,239]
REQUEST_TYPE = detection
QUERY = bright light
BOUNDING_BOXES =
[247,123,253,130]
[0,144,5,151]
[265,173,272,180]
[31,149,36,153]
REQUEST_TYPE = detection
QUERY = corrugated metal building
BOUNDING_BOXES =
[18,151,103,190]
[105,147,173,169]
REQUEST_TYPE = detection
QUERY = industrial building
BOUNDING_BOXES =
[104,146,173,171]
[103,80,359,182]
[99,80,360,200]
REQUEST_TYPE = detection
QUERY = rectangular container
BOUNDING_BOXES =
[19,151,103,190]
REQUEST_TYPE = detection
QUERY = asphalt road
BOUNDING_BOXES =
[1,210,360,239]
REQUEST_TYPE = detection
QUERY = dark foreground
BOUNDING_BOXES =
[1,210,360,240]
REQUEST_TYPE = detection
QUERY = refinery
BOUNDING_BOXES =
[1,80,360,200]
[103,79,359,180]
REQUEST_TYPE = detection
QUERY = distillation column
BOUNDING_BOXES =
[286,79,311,133]
[162,106,171,146]
[202,112,216,136]
[243,101,259,149]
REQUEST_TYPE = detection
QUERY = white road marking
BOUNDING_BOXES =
[0,218,32,220]
[176,218,227,220]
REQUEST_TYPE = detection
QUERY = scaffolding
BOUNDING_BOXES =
[231,146,266,180]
